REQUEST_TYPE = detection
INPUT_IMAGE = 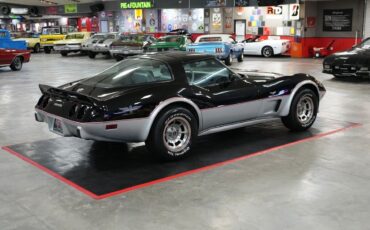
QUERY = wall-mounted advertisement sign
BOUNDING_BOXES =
[289,4,300,20]
[235,0,249,7]
[64,4,77,14]
[323,9,353,32]
[266,6,283,19]
[206,0,226,7]
[120,1,153,9]
[10,8,28,15]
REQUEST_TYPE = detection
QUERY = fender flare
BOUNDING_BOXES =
[280,80,320,117]
[142,97,203,140]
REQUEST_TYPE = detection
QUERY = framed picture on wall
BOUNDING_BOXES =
[323,9,353,32]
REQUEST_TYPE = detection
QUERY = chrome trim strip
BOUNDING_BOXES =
[199,117,280,136]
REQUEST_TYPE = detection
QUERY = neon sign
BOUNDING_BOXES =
[120,1,153,9]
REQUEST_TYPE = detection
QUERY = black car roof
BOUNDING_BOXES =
[137,52,213,64]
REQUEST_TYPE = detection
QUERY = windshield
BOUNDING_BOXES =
[80,58,172,88]
[358,39,370,49]
[66,34,85,39]
[120,35,147,42]
[158,36,182,43]
[42,27,60,35]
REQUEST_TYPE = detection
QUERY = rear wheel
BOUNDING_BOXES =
[146,107,197,161]
[61,51,68,57]
[10,56,23,71]
[237,52,244,62]
[281,88,318,131]
[33,44,40,53]
[88,51,96,59]
[44,47,51,54]
[262,46,274,58]
[225,54,232,66]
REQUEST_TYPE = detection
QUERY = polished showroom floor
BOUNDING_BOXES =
[1,53,370,230]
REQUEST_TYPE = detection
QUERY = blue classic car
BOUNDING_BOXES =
[186,34,244,65]
[0,29,27,50]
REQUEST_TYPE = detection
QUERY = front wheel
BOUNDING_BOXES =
[115,56,123,62]
[281,88,318,132]
[44,47,51,54]
[237,52,244,62]
[146,107,198,161]
[61,51,68,57]
[88,51,96,59]
[10,56,23,71]
[224,54,232,66]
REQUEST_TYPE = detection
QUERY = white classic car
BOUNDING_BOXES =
[239,36,290,57]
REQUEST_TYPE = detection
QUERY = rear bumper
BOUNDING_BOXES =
[35,109,151,143]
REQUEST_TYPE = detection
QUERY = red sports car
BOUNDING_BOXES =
[0,48,31,71]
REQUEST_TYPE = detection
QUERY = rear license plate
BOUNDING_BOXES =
[53,118,63,134]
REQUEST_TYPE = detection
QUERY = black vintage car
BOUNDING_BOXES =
[35,52,326,160]
[323,38,370,78]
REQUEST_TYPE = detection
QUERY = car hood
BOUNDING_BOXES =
[55,39,84,44]
[233,69,284,82]
[324,48,370,65]
[111,40,144,47]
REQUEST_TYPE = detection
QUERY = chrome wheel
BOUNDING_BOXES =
[296,95,314,125]
[163,117,191,153]
[262,47,273,57]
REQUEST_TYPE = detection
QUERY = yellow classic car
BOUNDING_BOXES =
[39,26,74,54]
[12,32,41,53]
[53,32,92,56]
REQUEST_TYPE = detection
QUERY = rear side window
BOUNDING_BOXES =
[184,59,233,88]
[199,37,222,42]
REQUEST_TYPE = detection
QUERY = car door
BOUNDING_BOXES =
[0,48,14,65]
[183,58,261,130]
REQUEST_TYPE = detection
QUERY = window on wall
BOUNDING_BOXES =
[161,9,204,33]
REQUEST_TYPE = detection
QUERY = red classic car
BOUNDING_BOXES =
[0,48,31,71]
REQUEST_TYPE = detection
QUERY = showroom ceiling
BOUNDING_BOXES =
[0,0,112,6]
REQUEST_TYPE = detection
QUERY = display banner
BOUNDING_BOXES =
[64,4,77,14]
[323,9,353,32]
[289,4,300,20]
[120,1,153,9]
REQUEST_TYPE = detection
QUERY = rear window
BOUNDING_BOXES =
[199,37,222,42]
[80,58,172,88]
[91,35,106,40]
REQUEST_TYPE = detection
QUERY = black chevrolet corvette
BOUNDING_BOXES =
[323,38,370,78]
[35,52,326,160]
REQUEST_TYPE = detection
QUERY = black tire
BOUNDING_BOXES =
[262,46,274,58]
[61,51,68,57]
[88,51,96,59]
[115,56,123,62]
[44,46,51,54]
[281,88,318,132]
[10,56,23,71]
[237,52,244,62]
[33,43,40,53]
[146,107,198,161]
[333,74,345,79]
[224,54,232,66]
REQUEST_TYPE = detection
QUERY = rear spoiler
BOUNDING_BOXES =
[39,84,99,105]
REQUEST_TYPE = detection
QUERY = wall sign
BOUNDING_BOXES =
[10,8,28,15]
[64,4,77,14]
[289,4,299,20]
[120,1,153,9]
[267,6,282,15]
[323,9,353,32]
